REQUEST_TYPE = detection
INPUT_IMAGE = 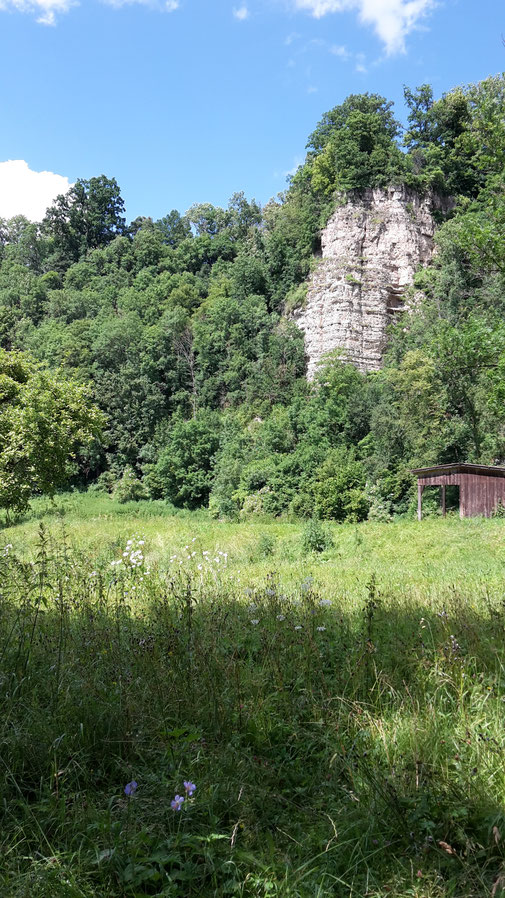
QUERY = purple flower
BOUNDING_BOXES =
[171,794,184,811]
[124,780,138,797]
[184,780,196,796]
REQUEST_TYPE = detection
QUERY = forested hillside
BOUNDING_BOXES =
[2,75,505,520]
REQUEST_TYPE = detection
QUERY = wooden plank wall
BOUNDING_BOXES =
[460,473,505,517]
[418,473,460,487]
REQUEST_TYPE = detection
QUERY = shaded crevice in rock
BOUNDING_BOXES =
[294,186,453,377]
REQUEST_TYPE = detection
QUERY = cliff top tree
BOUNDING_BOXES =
[302,93,407,194]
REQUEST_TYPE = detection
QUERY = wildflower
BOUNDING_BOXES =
[294,625,302,630]
[184,780,196,796]
[317,626,326,632]
[171,794,184,811]
[124,780,138,796]
[250,619,260,625]
[277,614,286,621]
[319,599,331,607]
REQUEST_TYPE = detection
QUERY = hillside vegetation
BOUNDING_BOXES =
[2,76,505,518]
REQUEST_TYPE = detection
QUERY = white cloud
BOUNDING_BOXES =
[330,43,350,59]
[0,0,180,22]
[0,0,75,25]
[233,4,249,19]
[290,0,436,54]
[0,161,71,221]
[329,41,368,69]
[355,49,367,71]
[105,0,179,8]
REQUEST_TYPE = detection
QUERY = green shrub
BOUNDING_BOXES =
[256,532,276,557]
[89,469,117,494]
[493,498,505,518]
[312,447,369,522]
[283,282,307,314]
[113,465,148,503]
[301,518,334,553]
[153,411,221,509]
[288,490,315,518]
[239,489,269,519]
[365,480,392,522]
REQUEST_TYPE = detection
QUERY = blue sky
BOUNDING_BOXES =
[0,0,503,222]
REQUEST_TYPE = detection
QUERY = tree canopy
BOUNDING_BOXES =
[2,75,505,519]
[0,350,104,514]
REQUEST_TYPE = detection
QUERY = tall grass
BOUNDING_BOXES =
[1,504,505,895]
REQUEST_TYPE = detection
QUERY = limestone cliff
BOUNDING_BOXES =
[294,186,451,377]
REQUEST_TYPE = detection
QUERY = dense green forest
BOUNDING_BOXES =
[2,75,505,520]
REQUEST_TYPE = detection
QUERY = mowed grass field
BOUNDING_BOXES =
[2,494,505,897]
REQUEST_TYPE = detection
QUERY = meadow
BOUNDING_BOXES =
[1,493,505,897]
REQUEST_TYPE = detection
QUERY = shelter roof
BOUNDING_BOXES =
[412,463,505,478]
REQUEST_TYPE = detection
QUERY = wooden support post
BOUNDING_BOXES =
[441,484,446,517]
[417,482,424,521]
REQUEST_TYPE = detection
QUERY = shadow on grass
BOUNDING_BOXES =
[1,564,505,896]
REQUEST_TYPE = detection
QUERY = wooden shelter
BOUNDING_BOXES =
[412,463,505,520]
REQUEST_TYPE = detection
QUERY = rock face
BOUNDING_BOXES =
[294,186,450,377]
